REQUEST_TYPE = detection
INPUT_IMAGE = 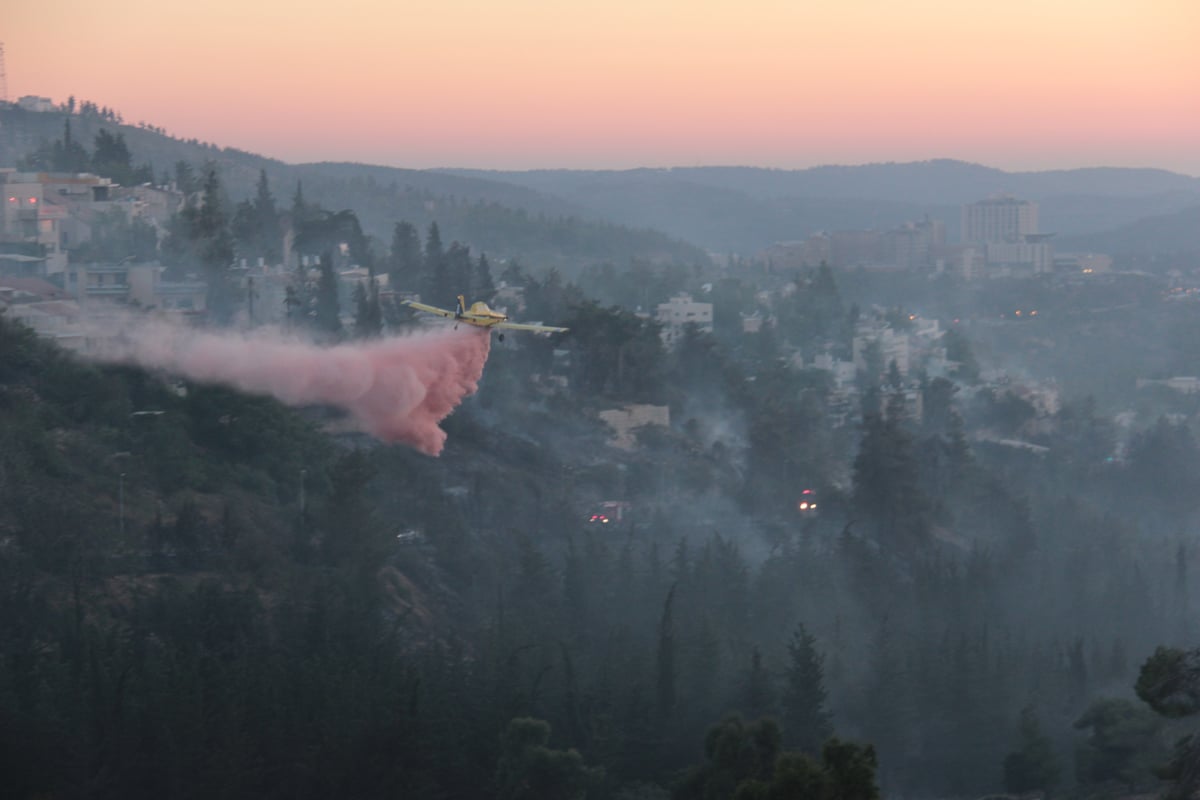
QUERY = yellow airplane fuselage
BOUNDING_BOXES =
[456,296,507,327]
[403,294,567,335]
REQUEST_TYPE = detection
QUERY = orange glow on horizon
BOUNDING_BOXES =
[7,0,1199,173]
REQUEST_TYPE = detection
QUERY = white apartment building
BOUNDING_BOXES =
[962,195,1052,275]
[656,292,713,348]
[63,261,207,316]
[17,96,55,112]
[852,322,910,377]
[962,195,1039,243]
[986,238,1054,273]
[1,170,122,274]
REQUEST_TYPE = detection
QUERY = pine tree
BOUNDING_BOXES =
[290,180,319,233]
[862,616,914,767]
[1136,646,1200,800]
[810,262,845,340]
[445,242,474,301]
[90,129,138,184]
[174,160,198,195]
[353,282,373,339]
[315,251,342,337]
[423,222,447,304]
[782,624,834,754]
[285,255,316,331]
[494,718,600,800]
[655,585,677,725]
[1003,705,1061,794]
[387,221,423,294]
[740,647,775,722]
[944,327,981,383]
[252,169,280,263]
[368,276,383,336]
[189,166,236,322]
[852,408,929,546]
[55,119,90,172]
[475,253,497,301]
[350,273,384,340]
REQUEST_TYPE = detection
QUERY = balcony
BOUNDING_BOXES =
[85,285,130,296]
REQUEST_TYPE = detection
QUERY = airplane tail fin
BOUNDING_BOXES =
[456,295,466,315]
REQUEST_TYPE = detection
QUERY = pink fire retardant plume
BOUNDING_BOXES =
[95,323,491,456]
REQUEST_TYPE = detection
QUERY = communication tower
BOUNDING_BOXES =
[0,42,7,103]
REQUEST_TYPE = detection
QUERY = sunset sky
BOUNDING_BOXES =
[7,0,1200,174]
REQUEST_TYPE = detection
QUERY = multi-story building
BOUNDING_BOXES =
[809,352,858,389]
[986,235,1055,273]
[962,195,1039,244]
[598,404,670,450]
[656,292,713,348]
[64,261,206,316]
[883,217,946,271]
[962,195,1052,276]
[762,235,832,270]
[853,320,910,376]
[1,170,122,274]
[118,183,183,234]
[17,96,55,112]
[830,229,886,267]
[3,300,87,351]
[1,276,85,350]
[763,216,946,272]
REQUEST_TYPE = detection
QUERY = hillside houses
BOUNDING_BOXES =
[1,169,181,275]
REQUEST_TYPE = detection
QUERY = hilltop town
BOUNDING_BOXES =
[4,92,1188,457]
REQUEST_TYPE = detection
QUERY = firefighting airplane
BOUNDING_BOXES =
[402,295,568,340]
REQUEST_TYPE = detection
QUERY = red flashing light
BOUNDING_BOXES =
[28,198,37,204]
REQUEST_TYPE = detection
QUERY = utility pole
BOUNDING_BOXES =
[0,42,8,104]
[107,451,131,534]
[247,276,256,326]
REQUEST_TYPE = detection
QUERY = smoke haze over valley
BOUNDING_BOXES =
[89,318,491,455]
[3,3,1200,798]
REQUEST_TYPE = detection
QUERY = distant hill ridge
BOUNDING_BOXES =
[0,105,709,270]
[447,160,1200,204]
[443,162,1200,253]
[3,104,1197,257]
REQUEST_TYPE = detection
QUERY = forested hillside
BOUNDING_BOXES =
[0,104,709,272]
[4,100,1200,800]
[445,162,1200,252]
[9,103,1197,263]
[5,251,1200,797]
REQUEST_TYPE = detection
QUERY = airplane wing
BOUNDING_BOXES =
[402,299,457,319]
[494,321,569,334]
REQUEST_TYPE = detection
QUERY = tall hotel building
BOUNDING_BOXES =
[961,195,1052,274]
[962,195,1039,243]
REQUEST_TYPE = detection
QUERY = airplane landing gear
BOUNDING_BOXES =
[498,333,505,342]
